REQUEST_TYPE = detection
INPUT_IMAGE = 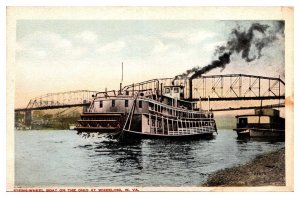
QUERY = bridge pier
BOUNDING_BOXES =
[25,110,32,127]
[15,111,23,128]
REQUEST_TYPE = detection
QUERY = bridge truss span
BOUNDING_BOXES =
[16,90,99,111]
[191,74,285,101]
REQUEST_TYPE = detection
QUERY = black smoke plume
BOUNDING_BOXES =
[172,21,284,84]
[215,23,269,62]
[190,52,231,79]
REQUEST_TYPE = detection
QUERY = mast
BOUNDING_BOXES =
[119,62,123,94]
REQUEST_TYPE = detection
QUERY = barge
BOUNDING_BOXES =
[233,108,285,139]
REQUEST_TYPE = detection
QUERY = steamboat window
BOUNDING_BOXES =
[165,88,170,93]
[139,101,143,108]
[125,100,128,107]
[174,87,179,93]
[112,100,115,107]
[99,100,103,108]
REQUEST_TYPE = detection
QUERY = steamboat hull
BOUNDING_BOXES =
[75,127,120,133]
[120,129,214,140]
[235,128,285,138]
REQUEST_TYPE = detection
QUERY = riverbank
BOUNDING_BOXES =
[203,148,285,186]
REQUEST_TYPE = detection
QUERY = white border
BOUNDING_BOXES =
[1,0,299,198]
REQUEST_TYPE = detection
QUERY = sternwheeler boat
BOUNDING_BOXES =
[75,79,217,139]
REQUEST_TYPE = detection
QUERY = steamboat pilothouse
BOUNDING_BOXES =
[75,77,217,139]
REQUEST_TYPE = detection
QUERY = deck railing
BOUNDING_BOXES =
[142,98,212,119]
[147,113,216,136]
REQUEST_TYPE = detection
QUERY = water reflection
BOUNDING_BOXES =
[113,140,143,170]
[76,135,219,178]
[97,138,143,171]
[146,139,203,162]
[15,130,284,187]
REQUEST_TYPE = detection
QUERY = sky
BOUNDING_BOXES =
[15,20,285,108]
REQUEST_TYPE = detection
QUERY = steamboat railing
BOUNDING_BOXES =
[146,113,216,135]
[143,98,212,119]
[121,92,217,136]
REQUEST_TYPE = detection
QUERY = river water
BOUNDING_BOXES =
[15,129,284,187]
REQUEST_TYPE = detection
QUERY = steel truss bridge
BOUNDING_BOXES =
[15,90,99,112]
[15,74,285,112]
[14,74,285,128]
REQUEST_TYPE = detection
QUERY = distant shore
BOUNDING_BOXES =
[203,148,285,186]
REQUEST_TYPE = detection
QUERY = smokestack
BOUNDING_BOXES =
[189,78,193,100]
[189,53,231,99]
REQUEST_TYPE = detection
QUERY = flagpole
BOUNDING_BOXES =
[120,62,123,94]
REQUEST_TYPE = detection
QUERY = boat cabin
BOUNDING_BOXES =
[163,85,184,99]
[236,109,284,130]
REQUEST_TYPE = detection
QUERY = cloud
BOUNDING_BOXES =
[22,47,48,59]
[17,31,73,59]
[203,41,226,53]
[161,29,217,45]
[56,39,72,49]
[96,41,126,53]
[151,40,171,54]
[67,47,88,58]
[161,31,186,39]
[74,31,98,44]
[19,31,72,49]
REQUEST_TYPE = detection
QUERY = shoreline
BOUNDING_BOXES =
[203,148,285,186]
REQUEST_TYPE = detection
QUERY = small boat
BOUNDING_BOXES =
[75,79,217,139]
[233,108,285,139]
